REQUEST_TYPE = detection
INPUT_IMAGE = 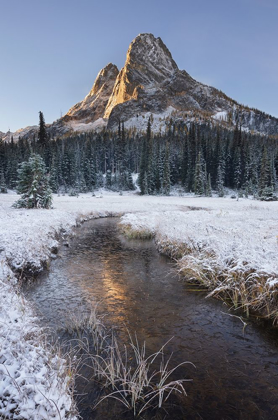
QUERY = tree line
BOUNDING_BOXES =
[0,113,278,200]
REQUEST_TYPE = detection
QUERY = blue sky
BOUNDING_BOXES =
[1,0,278,132]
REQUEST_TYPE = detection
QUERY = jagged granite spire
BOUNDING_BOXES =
[104,34,178,119]
[63,63,119,123]
[48,33,278,136]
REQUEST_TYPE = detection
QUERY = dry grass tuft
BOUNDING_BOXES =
[64,310,193,417]
[91,334,193,416]
[120,223,155,240]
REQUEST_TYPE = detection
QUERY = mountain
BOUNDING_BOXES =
[61,63,119,126]
[5,33,278,139]
[1,126,38,143]
[57,33,278,136]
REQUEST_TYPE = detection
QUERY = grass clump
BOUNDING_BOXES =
[154,234,278,324]
[120,223,155,240]
[92,334,193,417]
[64,309,193,417]
[176,251,278,323]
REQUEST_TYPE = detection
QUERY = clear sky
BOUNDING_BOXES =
[1,0,278,132]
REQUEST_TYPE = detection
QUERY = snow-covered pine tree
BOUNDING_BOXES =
[233,150,242,191]
[0,166,7,193]
[162,143,171,195]
[13,154,52,209]
[106,169,112,189]
[127,169,135,190]
[205,173,212,197]
[258,148,278,200]
[147,155,155,194]
[96,172,104,188]
[49,155,59,193]
[138,139,148,193]
[258,147,271,197]
[194,152,205,195]
[216,163,225,197]
[139,118,152,194]
[90,156,97,190]
[142,172,148,195]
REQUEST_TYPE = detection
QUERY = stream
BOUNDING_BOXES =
[24,218,278,419]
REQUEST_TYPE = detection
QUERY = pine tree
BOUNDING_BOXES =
[38,111,47,147]
[142,171,148,195]
[258,147,271,196]
[194,152,204,195]
[49,155,59,193]
[216,164,225,197]
[205,173,212,197]
[138,119,152,194]
[162,143,171,195]
[0,166,7,193]
[106,169,112,189]
[127,169,135,190]
[233,150,241,191]
[13,154,52,208]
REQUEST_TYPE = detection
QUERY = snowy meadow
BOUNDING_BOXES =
[0,191,278,418]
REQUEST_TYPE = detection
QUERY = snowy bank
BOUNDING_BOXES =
[1,191,278,418]
[120,198,278,321]
[0,191,197,419]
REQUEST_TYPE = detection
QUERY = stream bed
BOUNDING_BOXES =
[25,218,278,419]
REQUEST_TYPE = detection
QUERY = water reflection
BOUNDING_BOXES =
[25,218,278,420]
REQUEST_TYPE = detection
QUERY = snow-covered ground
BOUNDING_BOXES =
[1,191,278,418]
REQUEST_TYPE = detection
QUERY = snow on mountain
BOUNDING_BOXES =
[58,33,278,136]
[67,118,106,132]
[2,126,38,143]
[213,111,228,121]
[4,33,278,138]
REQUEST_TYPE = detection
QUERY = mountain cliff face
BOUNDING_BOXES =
[5,33,278,140]
[104,34,178,119]
[63,63,119,124]
[58,33,278,136]
[102,34,278,135]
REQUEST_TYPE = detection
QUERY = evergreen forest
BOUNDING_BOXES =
[0,116,278,200]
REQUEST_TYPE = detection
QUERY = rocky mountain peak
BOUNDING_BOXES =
[90,63,119,96]
[45,33,278,137]
[104,33,178,119]
[63,62,119,124]
[126,33,178,80]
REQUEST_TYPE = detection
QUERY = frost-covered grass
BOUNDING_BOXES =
[120,200,278,322]
[65,311,192,417]
[0,268,77,419]
[1,190,278,418]
[120,223,155,240]
[92,334,192,417]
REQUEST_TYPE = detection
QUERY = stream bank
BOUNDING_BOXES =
[25,218,278,420]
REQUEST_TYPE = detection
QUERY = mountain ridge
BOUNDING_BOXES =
[2,33,278,141]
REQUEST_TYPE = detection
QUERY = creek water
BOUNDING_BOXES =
[25,218,278,420]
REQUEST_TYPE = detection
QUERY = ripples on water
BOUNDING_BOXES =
[25,218,278,419]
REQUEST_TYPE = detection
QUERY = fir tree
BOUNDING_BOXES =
[258,147,271,196]
[106,169,112,189]
[138,119,152,194]
[162,143,171,195]
[0,166,7,193]
[13,154,52,208]
[49,155,59,193]
[216,164,225,197]
[38,111,47,147]
[205,173,212,197]
[127,169,135,190]
[194,152,204,195]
